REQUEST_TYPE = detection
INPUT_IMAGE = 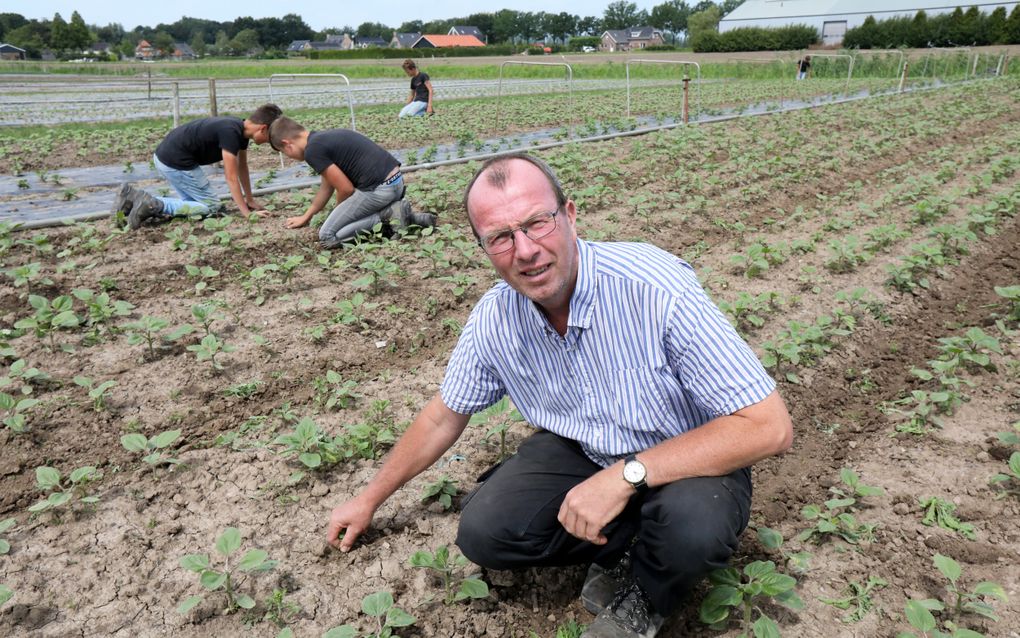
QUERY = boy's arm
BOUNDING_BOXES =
[234,149,265,213]
[425,79,434,114]
[285,174,334,229]
[220,150,252,214]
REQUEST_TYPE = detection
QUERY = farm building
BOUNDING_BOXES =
[411,34,485,48]
[0,43,26,60]
[600,26,665,52]
[720,0,1020,45]
[390,32,421,48]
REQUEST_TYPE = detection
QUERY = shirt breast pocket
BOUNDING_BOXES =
[606,368,673,434]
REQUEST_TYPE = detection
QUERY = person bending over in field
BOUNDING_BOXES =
[398,59,434,118]
[111,103,282,230]
[268,116,436,248]
[324,153,794,638]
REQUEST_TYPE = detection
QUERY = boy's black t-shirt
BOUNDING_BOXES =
[155,116,248,170]
[304,129,399,190]
[410,72,430,102]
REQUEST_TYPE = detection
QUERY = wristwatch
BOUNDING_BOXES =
[622,454,648,493]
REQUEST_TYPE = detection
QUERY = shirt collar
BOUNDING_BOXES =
[567,238,597,330]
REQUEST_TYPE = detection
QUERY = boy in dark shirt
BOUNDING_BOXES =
[112,103,282,229]
[268,116,436,248]
[398,59,434,118]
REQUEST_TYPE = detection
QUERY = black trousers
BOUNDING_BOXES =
[456,430,752,615]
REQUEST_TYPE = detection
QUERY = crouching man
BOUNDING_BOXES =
[323,153,793,638]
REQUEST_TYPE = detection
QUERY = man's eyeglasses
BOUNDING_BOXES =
[478,208,560,255]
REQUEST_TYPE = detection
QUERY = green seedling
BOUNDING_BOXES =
[190,302,223,336]
[797,498,877,545]
[313,370,360,410]
[552,620,586,638]
[409,545,489,605]
[994,285,1020,323]
[121,429,182,468]
[353,256,402,296]
[27,465,101,516]
[989,452,1020,499]
[899,554,1007,637]
[261,587,302,630]
[821,576,887,623]
[345,400,399,460]
[754,525,811,574]
[698,560,804,636]
[185,264,220,295]
[186,333,235,371]
[223,380,261,398]
[1,391,40,433]
[995,421,1020,446]
[323,590,415,638]
[123,316,193,359]
[830,467,884,502]
[241,264,280,306]
[0,585,11,606]
[469,396,524,462]
[178,527,277,615]
[333,293,380,331]
[276,254,304,284]
[421,475,458,510]
[3,262,53,296]
[0,518,15,554]
[72,288,135,339]
[4,358,49,393]
[438,273,478,300]
[13,294,79,350]
[274,417,348,469]
[73,376,117,412]
[919,497,975,540]
[935,328,1002,373]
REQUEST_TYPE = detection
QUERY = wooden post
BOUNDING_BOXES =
[682,75,690,125]
[172,82,180,128]
[147,67,152,100]
[208,78,218,116]
[898,61,910,93]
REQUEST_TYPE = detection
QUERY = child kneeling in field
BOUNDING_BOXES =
[268,116,436,248]
[112,103,282,230]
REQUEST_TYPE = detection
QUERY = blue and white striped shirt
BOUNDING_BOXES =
[440,239,775,467]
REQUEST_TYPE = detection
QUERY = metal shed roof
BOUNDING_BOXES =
[722,0,1018,22]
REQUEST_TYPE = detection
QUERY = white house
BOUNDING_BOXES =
[720,0,1019,45]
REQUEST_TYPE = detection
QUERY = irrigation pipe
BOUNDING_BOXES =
[11,76,1000,231]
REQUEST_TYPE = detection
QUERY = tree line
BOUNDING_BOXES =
[843,6,1020,48]
[0,1,744,60]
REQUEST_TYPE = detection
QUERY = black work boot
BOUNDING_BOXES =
[581,551,633,615]
[395,200,436,230]
[127,188,165,230]
[582,577,665,638]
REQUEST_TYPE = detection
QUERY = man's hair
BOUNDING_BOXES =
[462,153,567,236]
[249,103,282,126]
[268,116,306,152]
[402,59,417,71]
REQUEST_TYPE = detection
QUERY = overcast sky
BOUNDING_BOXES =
[17,1,663,32]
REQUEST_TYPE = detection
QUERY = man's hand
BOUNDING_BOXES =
[557,465,633,545]
[327,496,376,552]
[285,215,309,229]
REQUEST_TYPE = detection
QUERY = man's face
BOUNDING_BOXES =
[467,160,578,314]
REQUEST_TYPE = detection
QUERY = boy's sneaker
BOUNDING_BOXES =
[127,188,165,230]
[581,578,664,638]
[110,183,133,222]
[581,552,632,615]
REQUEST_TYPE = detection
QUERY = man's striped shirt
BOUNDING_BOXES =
[440,239,775,467]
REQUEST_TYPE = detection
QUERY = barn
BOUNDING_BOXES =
[719,1,1019,45]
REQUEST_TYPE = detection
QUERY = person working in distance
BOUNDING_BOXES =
[112,103,282,230]
[268,116,435,248]
[398,59,434,118]
[322,153,794,638]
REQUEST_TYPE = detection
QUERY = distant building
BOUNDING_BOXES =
[87,42,112,57]
[448,26,486,42]
[171,42,196,60]
[354,36,387,48]
[599,26,664,52]
[390,32,421,48]
[719,0,1020,46]
[0,43,26,60]
[412,34,486,48]
[287,39,311,55]
[135,39,155,60]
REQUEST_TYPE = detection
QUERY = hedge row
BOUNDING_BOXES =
[692,24,818,53]
[844,6,1020,48]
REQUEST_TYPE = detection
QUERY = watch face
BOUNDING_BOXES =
[623,460,646,483]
